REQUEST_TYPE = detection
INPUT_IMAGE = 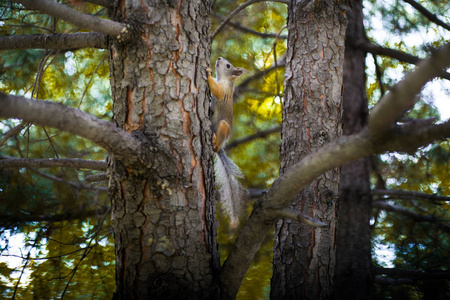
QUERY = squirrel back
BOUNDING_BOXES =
[206,57,247,229]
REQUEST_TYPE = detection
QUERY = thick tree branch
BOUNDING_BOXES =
[372,189,450,202]
[220,42,450,299]
[212,0,289,39]
[368,42,450,140]
[0,157,107,170]
[16,0,128,39]
[402,0,450,31]
[0,33,107,50]
[0,92,144,164]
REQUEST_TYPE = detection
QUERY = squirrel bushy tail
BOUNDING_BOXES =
[215,148,247,229]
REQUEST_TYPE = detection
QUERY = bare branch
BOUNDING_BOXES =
[85,173,108,182]
[225,125,281,149]
[212,0,289,39]
[212,13,288,39]
[402,0,450,31]
[0,92,144,164]
[0,157,107,170]
[0,122,26,148]
[372,189,450,202]
[0,32,107,50]
[368,42,450,139]
[235,54,286,92]
[16,0,128,38]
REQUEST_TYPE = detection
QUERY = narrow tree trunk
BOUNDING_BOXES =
[335,1,374,299]
[271,1,347,299]
[107,1,219,299]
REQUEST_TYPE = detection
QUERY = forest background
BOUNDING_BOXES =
[0,0,449,299]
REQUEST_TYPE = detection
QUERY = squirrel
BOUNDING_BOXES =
[206,57,247,229]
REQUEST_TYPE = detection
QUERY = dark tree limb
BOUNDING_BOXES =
[0,32,107,50]
[235,55,286,92]
[374,267,450,280]
[85,0,111,7]
[225,125,281,149]
[0,157,107,170]
[15,0,128,38]
[402,0,450,31]
[0,207,110,223]
[372,189,450,202]
[359,41,450,80]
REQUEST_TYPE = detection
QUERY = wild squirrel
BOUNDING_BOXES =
[206,57,247,229]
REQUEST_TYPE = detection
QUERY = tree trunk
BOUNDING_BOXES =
[107,1,219,299]
[334,1,374,299]
[271,1,347,299]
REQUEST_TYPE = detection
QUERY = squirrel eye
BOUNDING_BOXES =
[226,64,230,68]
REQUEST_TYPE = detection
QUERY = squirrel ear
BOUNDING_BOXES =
[232,67,245,78]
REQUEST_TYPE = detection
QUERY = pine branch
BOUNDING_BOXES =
[0,32,107,50]
[16,0,128,39]
[0,157,107,170]
[0,92,144,164]
[402,0,450,31]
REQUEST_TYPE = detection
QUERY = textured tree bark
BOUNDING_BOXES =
[107,1,219,299]
[334,1,374,299]
[271,1,347,298]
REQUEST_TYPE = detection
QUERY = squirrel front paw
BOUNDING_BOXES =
[205,67,212,76]
[212,134,219,152]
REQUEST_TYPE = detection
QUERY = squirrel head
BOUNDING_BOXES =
[215,57,245,82]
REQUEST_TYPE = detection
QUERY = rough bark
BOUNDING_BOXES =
[271,1,347,298]
[334,1,374,298]
[106,1,218,299]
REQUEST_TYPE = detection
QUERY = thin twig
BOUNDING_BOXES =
[212,0,289,39]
